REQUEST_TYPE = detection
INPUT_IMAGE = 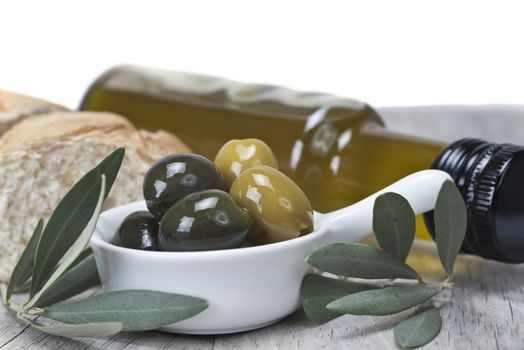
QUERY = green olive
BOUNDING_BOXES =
[214,138,278,188]
[230,165,314,244]
[158,189,251,251]
[143,153,224,220]
[117,211,159,250]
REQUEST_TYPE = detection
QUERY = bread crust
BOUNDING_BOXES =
[0,90,67,134]
[0,90,66,114]
[0,111,191,157]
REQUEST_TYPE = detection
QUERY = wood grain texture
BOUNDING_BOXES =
[1,105,523,349]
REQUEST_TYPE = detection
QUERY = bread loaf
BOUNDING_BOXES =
[0,90,67,135]
[0,111,190,280]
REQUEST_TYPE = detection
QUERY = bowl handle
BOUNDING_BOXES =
[316,170,451,244]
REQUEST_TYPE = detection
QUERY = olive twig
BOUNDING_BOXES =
[7,302,25,314]
[422,280,454,290]
[335,275,453,290]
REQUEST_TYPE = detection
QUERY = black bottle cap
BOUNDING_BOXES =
[424,138,524,263]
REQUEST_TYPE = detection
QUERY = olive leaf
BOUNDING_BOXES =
[307,243,419,280]
[373,192,415,262]
[68,248,96,270]
[394,307,442,349]
[300,274,377,322]
[18,315,123,338]
[2,147,209,339]
[6,219,44,302]
[42,290,209,332]
[434,180,467,277]
[34,253,100,308]
[12,280,32,294]
[11,250,94,297]
[326,286,439,316]
[30,148,124,297]
[26,175,106,308]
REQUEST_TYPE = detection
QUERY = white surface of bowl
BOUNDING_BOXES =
[91,201,324,334]
[90,170,450,334]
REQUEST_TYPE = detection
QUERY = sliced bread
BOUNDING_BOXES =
[0,111,190,280]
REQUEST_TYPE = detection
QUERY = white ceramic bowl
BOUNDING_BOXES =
[90,170,450,334]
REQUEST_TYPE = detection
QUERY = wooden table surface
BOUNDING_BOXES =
[1,105,523,350]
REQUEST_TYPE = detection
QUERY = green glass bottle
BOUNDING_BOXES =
[81,65,524,263]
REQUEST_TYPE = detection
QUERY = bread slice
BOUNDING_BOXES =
[0,111,190,281]
[0,90,67,136]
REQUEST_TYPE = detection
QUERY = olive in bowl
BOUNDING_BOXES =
[159,189,252,251]
[230,165,314,244]
[117,211,159,251]
[143,153,224,220]
[214,138,279,188]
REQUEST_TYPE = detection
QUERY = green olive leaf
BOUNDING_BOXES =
[434,180,467,277]
[6,219,44,302]
[300,274,377,322]
[12,279,32,294]
[373,192,415,262]
[30,148,124,297]
[326,286,439,316]
[307,243,419,280]
[43,290,209,332]
[18,315,122,338]
[26,175,106,309]
[394,307,442,349]
[34,252,100,308]
[67,248,96,271]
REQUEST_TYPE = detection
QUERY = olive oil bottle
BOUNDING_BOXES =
[81,65,524,263]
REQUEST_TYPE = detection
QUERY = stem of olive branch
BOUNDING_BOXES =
[0,283,43,316]
[335,275,454,290]
[313,269,454,290]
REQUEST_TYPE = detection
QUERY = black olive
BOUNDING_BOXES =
[159,189,251,251]
[143,153,224,220]
[117,211,159,250]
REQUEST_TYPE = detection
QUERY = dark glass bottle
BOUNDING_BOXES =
[80,65,524,263]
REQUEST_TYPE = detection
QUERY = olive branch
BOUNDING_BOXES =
[1,148,208,338]
[300,181,467,349]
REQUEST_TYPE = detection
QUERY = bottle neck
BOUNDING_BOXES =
[289,114,446,213]
[359,125,446,182]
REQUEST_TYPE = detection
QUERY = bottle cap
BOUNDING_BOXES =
[424,138,524,263]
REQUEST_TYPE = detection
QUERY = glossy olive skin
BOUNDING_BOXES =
[117,211,159,250]
[143,153,224,220]
[159,189,252,251]
[214,138,278,188]
[230,166,314,244]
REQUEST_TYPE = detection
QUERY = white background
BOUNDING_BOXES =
[1,0,524,109]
